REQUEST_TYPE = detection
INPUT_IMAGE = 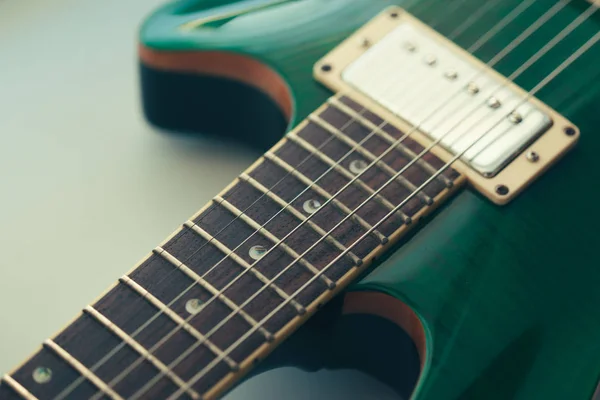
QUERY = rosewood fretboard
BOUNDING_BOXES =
[0,96,463,400]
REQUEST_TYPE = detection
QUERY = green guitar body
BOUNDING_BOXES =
[139,0,600,399]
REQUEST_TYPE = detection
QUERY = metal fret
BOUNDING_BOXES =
[215,196,337,289]
[181,222,307,315]
[1,376,36,400]
[286,134,411,223]
[238,172,363,266]
[328,97,454,188]
[43,340,125,400]
[263,152,388,244]
[309,114,434,206]
[146,250,274,342]
[83,306,204,398]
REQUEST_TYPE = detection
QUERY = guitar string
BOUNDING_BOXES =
[86,1,576,398]
[171,27,600,399]
[468,0,537,53]
[422,0,473,27]
[409,0,455,16]
[44,1,560,398]
[48,1,508,398]
[446,0,504,40]
[132,3,599,399]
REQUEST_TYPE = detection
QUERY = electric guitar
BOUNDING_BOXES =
[2,0,600,399]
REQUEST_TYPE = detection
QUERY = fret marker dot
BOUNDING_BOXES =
[33,367,52,384]
[349,159,369,174]
[303,199,322,214]
[185,299,204,315]
[249,245,267,260]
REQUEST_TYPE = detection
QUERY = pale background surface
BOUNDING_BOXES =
[0,0,399,399]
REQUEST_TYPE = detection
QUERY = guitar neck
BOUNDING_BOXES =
[1,95,464,400]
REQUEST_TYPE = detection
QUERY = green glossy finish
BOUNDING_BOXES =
[140,1,600,399]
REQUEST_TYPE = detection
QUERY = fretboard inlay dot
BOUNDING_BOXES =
[249,245,268,260]
[349,159,369,174]
[32,366,52,384]
[185,298,204,315]
[302,199,322,214]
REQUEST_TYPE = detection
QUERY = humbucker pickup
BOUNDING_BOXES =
[342,22,552,178]
[314,7,579,205]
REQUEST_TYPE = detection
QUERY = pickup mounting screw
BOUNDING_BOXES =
[361,38,371,48]
[495,185,509,196]
[564,126,577,136]
[390,12,399,18]
[526,151,539,163]
[321,64,332,72]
